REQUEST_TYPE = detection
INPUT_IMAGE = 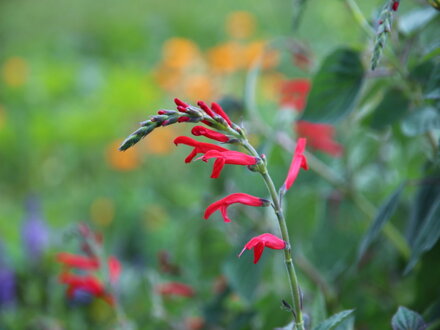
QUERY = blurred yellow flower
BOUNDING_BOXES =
[261,72,285,102]
[183,74,215,102]
[90,197,115,227]
[142,126,176,155]
[226,11,256,39]
[162,38,201,70]
[0,105,6,129]
[107,140,140,171]
[207,42,242,74]
[242,41,279,70]
[2,56,28,87]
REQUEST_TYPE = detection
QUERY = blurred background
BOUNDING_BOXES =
[1,0,439,329]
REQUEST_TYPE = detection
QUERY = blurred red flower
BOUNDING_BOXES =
[279,79,343,157]
[296,121,343,157]
[156,282,195,298]
[57,253,121,305]
[204,193,270,222]
[279,79,311,111]
[239,233,286,264]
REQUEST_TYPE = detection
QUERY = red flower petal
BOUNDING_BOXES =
[174,136,229,163]
[279,79,311,112]
[200,150,258,178]
[204,193,269,222]
[296,121,343,157]
[239,233,286,264]
[191,126,229,143]
[282,138,308,192]
[108,256,121,283]
[56,253,99,270]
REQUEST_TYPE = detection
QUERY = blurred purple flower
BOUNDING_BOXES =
[21,196,49,262]
[0,268,16,307]
[0,243,16,307]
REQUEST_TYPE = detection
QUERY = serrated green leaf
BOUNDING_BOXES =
[301,48,364,123]
[405,198,440,274]
[358,183,406,262]
[369,88,410,130]
[313,309,355,330]
[401,107,440,136]
[391,306,426,330]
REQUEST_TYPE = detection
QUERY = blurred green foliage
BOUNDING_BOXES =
[0,0,439,329]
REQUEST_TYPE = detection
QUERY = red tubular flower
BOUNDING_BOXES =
[59,272,114,305]
[282,138,308,192]
[57,252,99,270]
[57,253,121,305]
[156,282,195,298]
[392,0,399,11]
[239,233,286,264]
[211,102,233,126]
[204,193,270,223]
[296,121,343,157]
[199,150,259,178]
[191,126,230,143]
[279,79,311,112]
[174,136,229,163]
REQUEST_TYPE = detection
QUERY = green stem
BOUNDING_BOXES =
[241,139,305,330]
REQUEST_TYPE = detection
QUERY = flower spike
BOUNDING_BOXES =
[174,136,229,163]
[204,193,270,223]
[281,138,308,193]
[191,126,230,143]
[239,233,286,264]
[199,150,259,178]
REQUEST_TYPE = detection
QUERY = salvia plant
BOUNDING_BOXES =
[120,98,309,329]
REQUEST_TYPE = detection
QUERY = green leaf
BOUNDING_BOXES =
[401,107,440,136]
[313,309,355,330]
[391,306,426,330]
[301,48,364,123]
[368,88,410,130]
[405,198,440,274]
[357,184,406,262]
[399,7,438,35]
[223,245,264,303]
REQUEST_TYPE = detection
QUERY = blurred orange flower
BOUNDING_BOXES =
[153,64,183,91]
[242,41,279,70]
[183,74,216,101]
[107,140,140,171]
[162,38,201,70]
[142,126,176,155]
[226,11,256,39]
[2,57,28,87]
[207,42,241,74]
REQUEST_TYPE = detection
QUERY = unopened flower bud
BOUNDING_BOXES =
[158,110,177,115]
[162,116,179,126]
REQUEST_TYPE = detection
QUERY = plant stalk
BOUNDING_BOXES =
[242,139,305,330]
